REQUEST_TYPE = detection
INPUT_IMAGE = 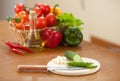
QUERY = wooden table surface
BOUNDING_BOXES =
[0,21,120,81]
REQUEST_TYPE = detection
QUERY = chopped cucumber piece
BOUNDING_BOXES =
[64,51,82,62]
[73,54,82,62]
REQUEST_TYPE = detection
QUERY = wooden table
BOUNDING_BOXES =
[0,21,120,81]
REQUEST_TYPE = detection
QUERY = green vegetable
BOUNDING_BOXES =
[64,51,82,62]
[63,27,83,46]
[57,13,83,30]
[64,51,97,68]
[67,61,97,68]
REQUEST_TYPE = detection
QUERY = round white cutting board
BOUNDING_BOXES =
[47,57,100,76]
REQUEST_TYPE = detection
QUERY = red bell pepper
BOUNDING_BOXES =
[42,28,62,48]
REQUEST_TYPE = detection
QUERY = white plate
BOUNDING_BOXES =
[47,57,100,76]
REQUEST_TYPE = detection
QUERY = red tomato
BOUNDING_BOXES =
[35,2,41,7]
[36,17,47,29]
[33,7,43,17]
[45,13,57,27]
[40,4,50,15]
[14,3,24,13]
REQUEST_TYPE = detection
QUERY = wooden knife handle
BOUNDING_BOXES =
[17,65,48,72]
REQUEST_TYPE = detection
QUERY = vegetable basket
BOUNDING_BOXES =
[8,21,42,45]
[8,21,57,46]
[8,3,84,48]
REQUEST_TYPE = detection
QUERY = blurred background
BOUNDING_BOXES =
[0,0,120,52]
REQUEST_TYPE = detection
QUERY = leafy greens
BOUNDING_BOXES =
[57,13,84,30]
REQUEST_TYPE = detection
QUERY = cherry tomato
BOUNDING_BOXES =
[33,7,43,17]
[40,4,50,15]
[35,2,41,7]
[14,3,24,13]
[45,13,57,27]
[36,17,47,29]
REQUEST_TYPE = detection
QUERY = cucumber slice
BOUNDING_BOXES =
[64,51,82,62]
[73,54,82,62]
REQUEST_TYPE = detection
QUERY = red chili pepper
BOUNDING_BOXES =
[42,28,62,48]
[9,47,25,56]
[5,41,33,53]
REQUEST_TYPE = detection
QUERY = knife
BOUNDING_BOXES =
[17,65,85,72]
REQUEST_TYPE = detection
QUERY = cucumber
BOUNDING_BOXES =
[67,61,97,68]
[64,51,97,68]
[64,51,82,62]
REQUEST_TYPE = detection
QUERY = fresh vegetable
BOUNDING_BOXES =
[63,27,83,46]
[64,51,97,68]
[42,28,62,48]
[51,4,62,16]
[57,13,83,30]
[64,51,82,62]
[8,11,29,30]
[36,17,47,29]
[39,4,50,15]
[9,47,25,56]
[5,41,33,53]
[45,13,57,27]
[14,3,25,13]
[33,6,43,17]
[67,61,97,68]
[13,11,29,29]
[8,3,84,48]
[35,2,41,7]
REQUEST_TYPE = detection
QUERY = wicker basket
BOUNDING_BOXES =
[8,21,42,45]
[8,21,57,46]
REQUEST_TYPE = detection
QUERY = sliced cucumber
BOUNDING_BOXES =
[73,54,82,62]
[64,51,82,62]
[64,51,97,69]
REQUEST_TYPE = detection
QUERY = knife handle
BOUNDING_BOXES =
[17,65,48,72]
